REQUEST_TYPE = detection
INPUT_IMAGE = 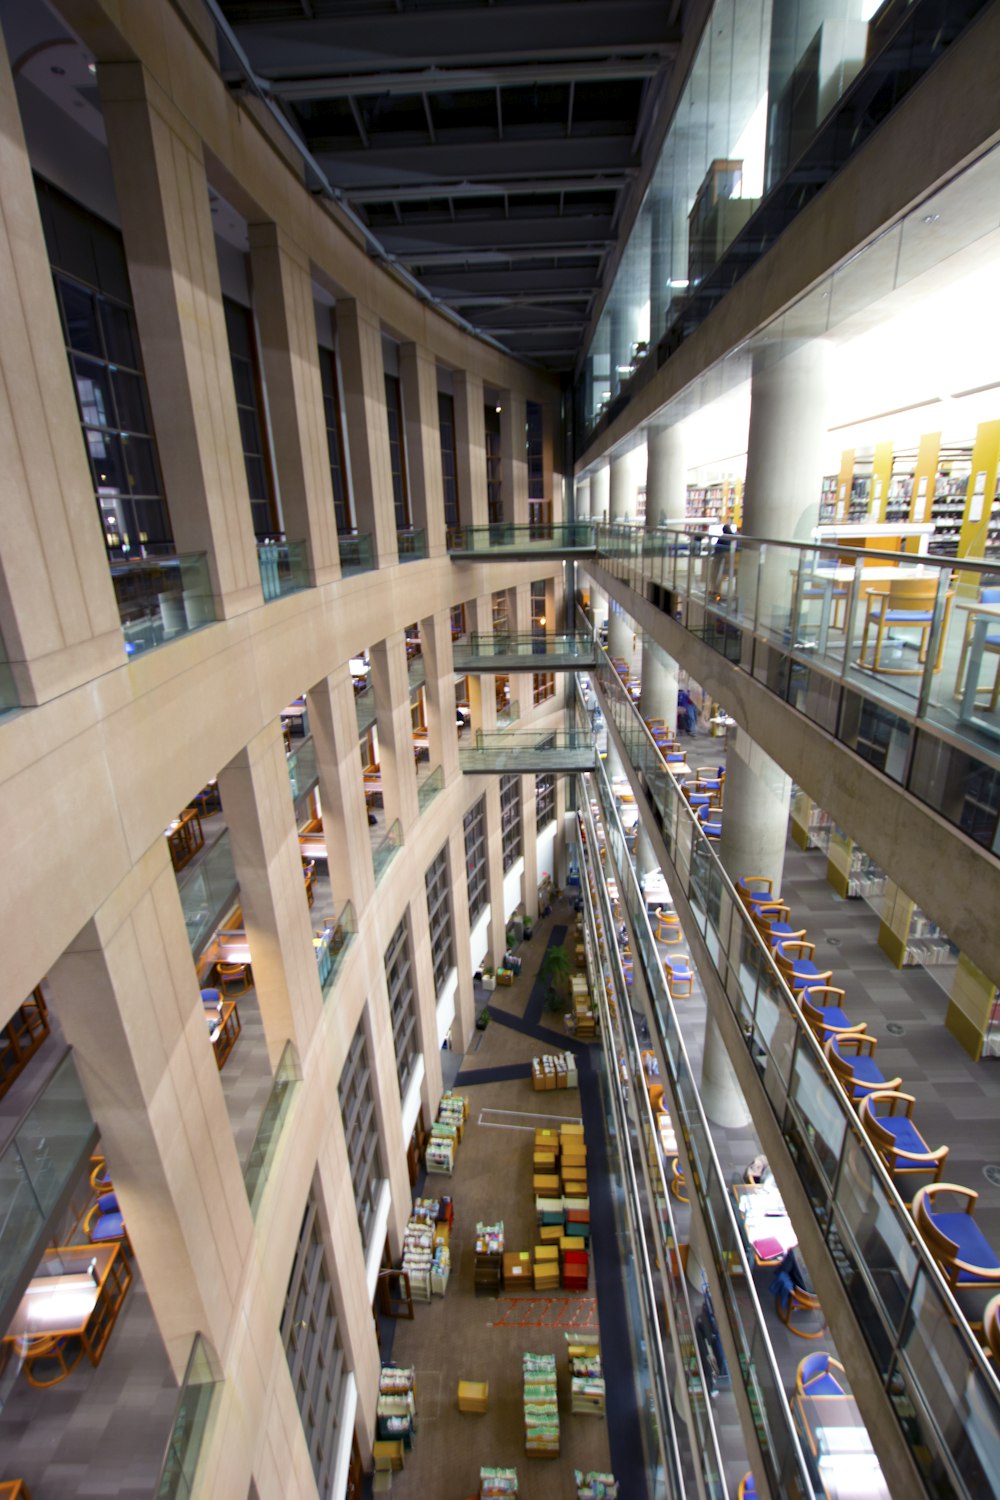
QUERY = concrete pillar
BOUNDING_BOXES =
[591,462,610,523]
[248,222,341,587]
[399,342,447,558]
[446,825,477,1047]
[610,447,641,523]
[576,478,592,521]
[370,633,420,835]
[646,422,687,527]
[607,605,638,679]
[717,727,792,895]
[308,666,376,913]
[406,893,445,1116]
[509,581,533,724]
[336,299,398,567]
[465,596,497,738]
[640,638,679,734]
[636,823,658,880]
[484,780,507,967]
[500,392,529,525]
[48,839,253,1377]
[452,370,489,528]
[419,608,460,787]
[99,61,262,619]
[701,1015,751,1128]
[0,27,123,705]
[219,719,323,1066]
[521,773,539,920]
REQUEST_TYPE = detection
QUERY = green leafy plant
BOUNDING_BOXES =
[538,943,573,1011]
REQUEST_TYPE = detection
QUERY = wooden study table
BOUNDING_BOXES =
[299,834,329,864]
[208,999,241,1069]
[732,1181,798,1266]
[793,1392,890,1500]
[165,807,204,872]
[4,1243,132,1383]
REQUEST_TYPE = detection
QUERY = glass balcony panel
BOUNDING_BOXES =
[830,1131,918,1344]
[258,539,309,601]
[453,633,597,670]
[338,532,375,576]
[316,901,356,997]
[156,1335,220,1500]
[460,729,593,772]
[287,736,318,804]
[177,831,238,956]
[417,765,444,811]
[397,528,427,562]
[787,1038,846,1194]
[449,522,596,553]
[372,819,403,882]
[112,553,216,658]
[243,1041,299,1217]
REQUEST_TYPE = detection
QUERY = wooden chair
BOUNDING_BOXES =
[752,902,806,949]
[664,954,693,1000]
[777,1283,826,1340]
[912,1184,1000,1323]
[736,876,778,913]
[798,987,866,1044]
[696,804,722,840]
[859,577,954,676]
[775,939,832,990]
[217,961,251,996]
[20,1333,84,1388]
[859,1091,948,1195]
[737,1474,756,1500]
[795,1351,845,1398]
[955,585,1000,709]
[824,1034,901,1104]
[984,1292,1000,1361]
[654,909,681,945]
[669,1157,688,1203]
[89,1154,113,1194]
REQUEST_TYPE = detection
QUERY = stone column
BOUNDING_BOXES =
[646,422,687,527]
[406,895,445,1117]
[508,581,534,726]
[591,462,610,523]
[336,299,399,567]
[453,370,489,528]
[610,446,641,522]
[640,638,679,735]
[370,633,420,835]
[521,773,539,920]
[99,61,262,619]
[607,604,637,677]
[48,839,253,1377]
[635,823,658,881]
[420,607,460,787]
[484,780,508,966]
[0,27,122,705]
[500,393,529,525]
[399,342,447,558]
[248,222,340,587]
[309,666,376,913]
[219,720,324,1066]
[446,825,477,1047]
[576,478,592,521]
[464,596,497,739]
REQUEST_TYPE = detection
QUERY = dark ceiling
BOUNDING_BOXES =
[214,0,683,372]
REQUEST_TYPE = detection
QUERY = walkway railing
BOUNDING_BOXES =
[453,632,598,670]
[111,552,216,659]
[417,765,444,811]
[156,1335,221,1500]
[257,539,309,601]
[338,532,376,577]
[372,819,403,882]
[593,639,1000,1500]
[177,831,238,958]
[287,735,318,805]
[397,528,427,562]
[243,1041,299,1218]
[578,794,728,1500]
[448,521,597,555]
[459,729,595,773]
[594,523,1000,847]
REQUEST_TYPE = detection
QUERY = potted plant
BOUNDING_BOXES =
[481,965,496,992]
[476,1005,491,1031]
[523,915,534,940]
[538,943,573,1013]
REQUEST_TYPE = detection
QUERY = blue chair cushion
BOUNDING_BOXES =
[768,922,799,943]
[814,1006,855,1032]
[91,1211,125,1241]
[847,1055,886,1092]
[702,820,722,836]
[804,1372,843,1396]
[668,961,691,978]
[881,609,932,623]
[688,792,710,807]
[928,1211,1000,1281]
[789,959,826,983]
[98,1191,119,1212]
[201,988,222,1005]
[876,1114,930,1161]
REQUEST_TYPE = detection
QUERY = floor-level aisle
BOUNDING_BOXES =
[374,898,642,1500]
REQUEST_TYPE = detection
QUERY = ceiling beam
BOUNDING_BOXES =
[265,57,666,101]
[225,3,680,74]
[400,245,607,266]
[420,266,600,295]
[446,291,594,307]
[377,215,614,255]
[311,134,636,186]
[347,173,632,203]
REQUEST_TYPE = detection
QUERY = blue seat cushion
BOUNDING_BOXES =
[768,922,798,943]
[848,1055,886,1091]
[815,1006,854,1032]
[201,988,221,1004]
[929,1211,1000,1281]
[703,820,722,836]
[688,792,710,807]
[668,962,691,979]
[789,959,826,982]
[876,1114,930,1161]
[98,1191,119,1212]
[804,1372,843,1396]
[881,609,932,623]
[92,1211,125,1241]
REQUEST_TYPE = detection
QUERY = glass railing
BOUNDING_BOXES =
[593,643,1000,1499]
[287,736,318,805]
[177,831,238,957]
[585,754,815,1500]
[595,525,1000,851]
[338,532,376,576]
[110,553,216,659]
[453,632,598,668]
[448,521,597,552]
[257,539,309,601]
[243,1041,299,1217]
[317,901,356,997]
[355,684,377,736]
[417,765,443,811]
[0,1050,97,1325]
[459,728,595,772]
[407,654,426,692]
[397,528,427,562]
[0,629,18,715]
[496,697,520,730]
[156,1334,220,1500]
[576,815,693,1499]
[372,819,403,882]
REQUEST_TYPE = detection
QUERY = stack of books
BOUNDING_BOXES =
[480,1467,518,1497]
[567,1337,605,1416]
[575,1472,618,1498]
[523,1352,559,1457]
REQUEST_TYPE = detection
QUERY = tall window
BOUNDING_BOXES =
[464,796,488,921]
[282,1195,349,1498]
[337,1023,384,1250]
[500,774,522,871]
[224,297,276,538]
[527,400,550,525]
[438,391,460,529]
[384,373,410,529]
[384,916,419,1094]
[425,847,455,995]
[37,179,171,558]
[485,403,503,522]
[536,774,556,829]
[533,672,556,705]
[319,348,352,534]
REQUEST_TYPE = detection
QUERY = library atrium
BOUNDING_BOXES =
[0,2,999,1500]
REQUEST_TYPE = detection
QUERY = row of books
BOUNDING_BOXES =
[576,1471,619,1498]
[531,1051,579,1090]
[567,1336,605,1416]
[480,1467,518,1497]
[523,1351,559,1457]
[426,1091,469,1174]
[376,1364,416,1447]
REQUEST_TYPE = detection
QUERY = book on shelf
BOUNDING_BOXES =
[480,1466,518,1497]
[575,1471,618,1498]
[523,1351,559,1457]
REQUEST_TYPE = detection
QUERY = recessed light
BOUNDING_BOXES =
[87,61,97,75]
[495,404,502,413]
[923,213,940,224]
